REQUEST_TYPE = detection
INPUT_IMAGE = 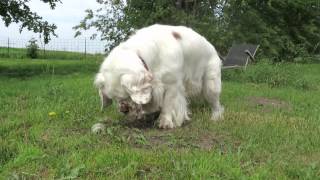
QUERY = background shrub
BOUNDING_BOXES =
[26,38,39,59]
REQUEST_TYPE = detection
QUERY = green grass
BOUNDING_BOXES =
[0,47,104,60]
[0,58,319,179]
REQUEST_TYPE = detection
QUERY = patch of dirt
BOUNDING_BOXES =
[135,131,230,151]
[248,96,291,110]
[147,134,173,147]
[94,113,238,152]
[68,127,89,135]
[134,164,160,179]
[41,131,50,142]
[39,168,51,179]
[195,133,220,151]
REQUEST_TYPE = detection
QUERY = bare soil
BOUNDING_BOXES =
[247,96,291,111]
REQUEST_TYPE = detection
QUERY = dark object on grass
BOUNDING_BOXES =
[220,44,259,70]
[122,111,161,129]
[92,111,160,131]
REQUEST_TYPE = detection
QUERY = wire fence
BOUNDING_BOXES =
[0,37,106,60]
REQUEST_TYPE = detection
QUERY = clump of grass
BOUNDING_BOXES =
[222,61,318,90]
[0,141,18,167]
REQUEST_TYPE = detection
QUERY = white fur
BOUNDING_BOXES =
[95,24,224,129]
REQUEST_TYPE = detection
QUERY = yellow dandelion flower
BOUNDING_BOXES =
[48,112,57,117]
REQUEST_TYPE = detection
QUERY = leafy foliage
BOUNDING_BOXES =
[0,0,61,43]
[26,38,39,59]
[225,0,320,61]
[75,0,320,61]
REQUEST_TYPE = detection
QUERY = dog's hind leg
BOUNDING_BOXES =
[202,57,224,121]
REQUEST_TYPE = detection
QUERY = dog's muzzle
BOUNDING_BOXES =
[118,100,145,119]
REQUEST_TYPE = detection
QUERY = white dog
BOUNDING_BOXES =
[95,24,224,129]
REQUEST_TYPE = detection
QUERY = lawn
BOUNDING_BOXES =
[0,47,104,61]
[0,58,319,179]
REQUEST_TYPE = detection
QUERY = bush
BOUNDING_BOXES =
[26,38,39,59]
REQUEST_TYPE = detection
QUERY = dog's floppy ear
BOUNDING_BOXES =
[95,73,112,110]
[144,71,153,83]
[98,89,112,110]
[121,72,153,105]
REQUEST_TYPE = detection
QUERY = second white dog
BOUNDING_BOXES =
[95,24,224,129]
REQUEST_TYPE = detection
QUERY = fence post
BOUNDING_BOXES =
[43,44,46,58]
[84,38,87,59]
[7,38,9,57]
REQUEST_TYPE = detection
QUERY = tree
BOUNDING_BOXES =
[75,0,320,61]
[224,0,320,61]
[74,0,224,52]
[0,0,61,43]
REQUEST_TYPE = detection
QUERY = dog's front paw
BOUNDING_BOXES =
[159,118,175,129]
